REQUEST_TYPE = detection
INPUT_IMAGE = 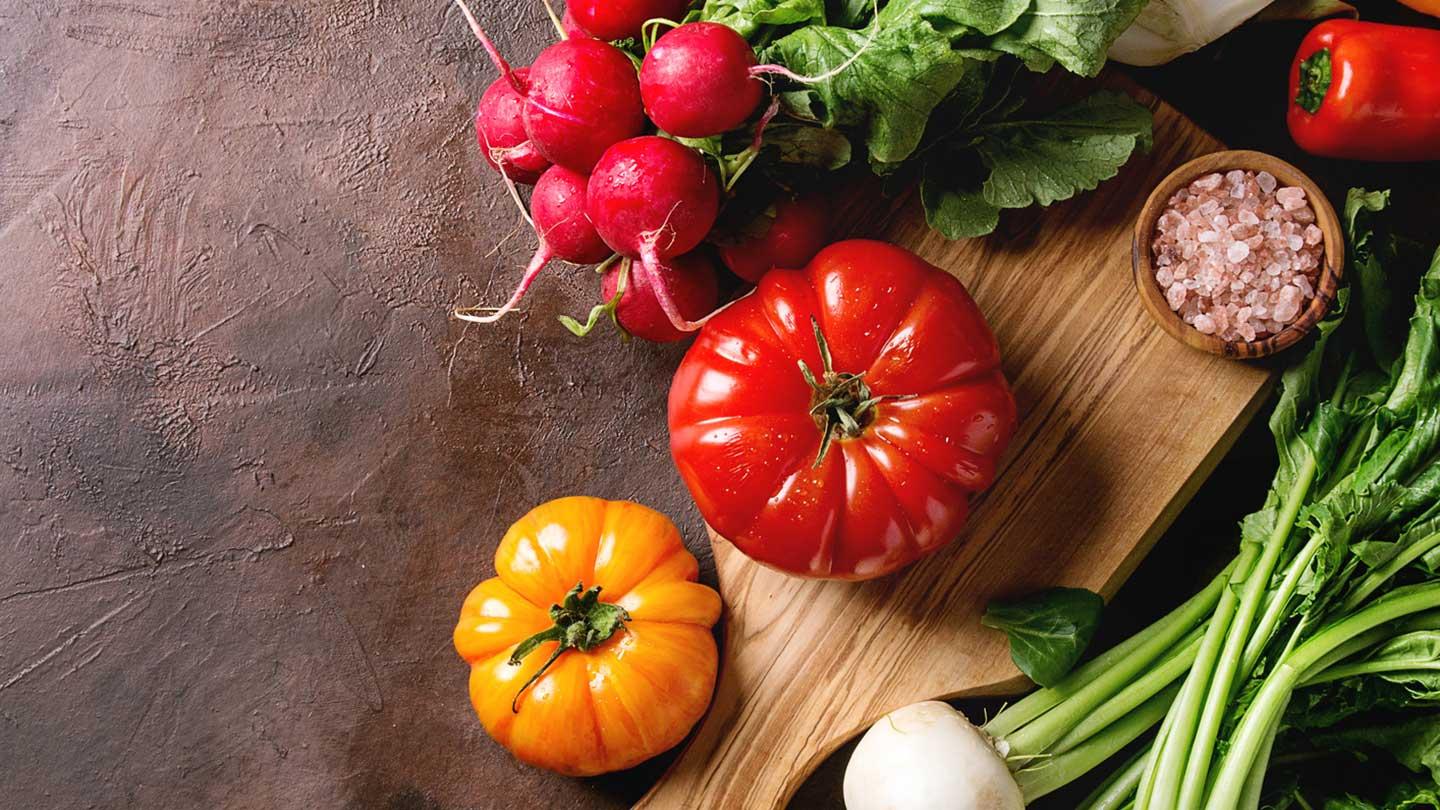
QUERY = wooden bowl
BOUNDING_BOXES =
[1133,149,1344,359]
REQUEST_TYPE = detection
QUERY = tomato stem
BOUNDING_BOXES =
[797,317,892,467]
[507,582,631,713]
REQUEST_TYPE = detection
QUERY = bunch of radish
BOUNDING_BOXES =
[449,0,830,342]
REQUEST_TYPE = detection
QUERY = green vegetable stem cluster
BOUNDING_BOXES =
[978,189,1440,808]
[672,0,1154,239]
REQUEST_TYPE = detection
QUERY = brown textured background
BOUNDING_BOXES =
[4,2,1440,810]
[1,2,702,808]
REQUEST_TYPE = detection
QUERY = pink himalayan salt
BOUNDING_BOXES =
[1153,169,1325,343]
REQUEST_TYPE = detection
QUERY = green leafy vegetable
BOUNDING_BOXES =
[699,0,1152,239]
[696,0,827,39]
[982,587,1104,687]
[975,0,1148,77]
[763,14,975,164]
[974,91,1153,208]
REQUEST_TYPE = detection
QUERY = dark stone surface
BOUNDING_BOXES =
[1,2,1437,810]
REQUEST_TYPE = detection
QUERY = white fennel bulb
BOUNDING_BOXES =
[843,701,1023,810]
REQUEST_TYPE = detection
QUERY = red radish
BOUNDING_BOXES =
[457,165,612,324]
[450,0,644,173]
[586,136,722,332]
[522,38,646,172]
[641,23,765,138]
[474,70,550,185]
[603,254,720,343]
[560,8,592,39]
[568,0,689,41]
[718,194,830,283]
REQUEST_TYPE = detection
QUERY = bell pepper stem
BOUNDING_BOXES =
[1295,49,1332,114]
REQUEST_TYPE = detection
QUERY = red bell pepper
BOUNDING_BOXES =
[1288,20,1440,162]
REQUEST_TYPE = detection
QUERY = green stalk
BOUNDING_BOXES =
[1015,683,1180,802]
[1240,533,1327,675]
[1236,705,1285,810]
[1175,454,1318,810]
[1342,531,1440,612]
[1048,626,1204,754]
[1079,746,1148,810]
[1135,692,1177,808]
[1304,658,1440,684]
[1138,543,1257,809]
[985,566,1230,739]
[1204,584,1440,810]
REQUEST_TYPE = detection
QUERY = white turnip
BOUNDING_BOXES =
[844,702,1023,810]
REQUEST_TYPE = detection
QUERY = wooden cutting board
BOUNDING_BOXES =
[636,82,1273,809]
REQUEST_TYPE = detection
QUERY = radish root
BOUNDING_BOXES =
[451,0,525,93]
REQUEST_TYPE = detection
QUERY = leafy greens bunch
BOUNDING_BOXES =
[972,190,1440,808]
[688,0,1155,238]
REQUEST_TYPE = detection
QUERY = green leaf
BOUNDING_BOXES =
[881,0,1031,36]
[976,0,1148,77]
[982,587,1104,687]
[763,13,976,164]
[698,0,828,40]
[974,90,1153,210]
[765,124,853,169]
[921,162,999,239]
[1322,780,1440,810]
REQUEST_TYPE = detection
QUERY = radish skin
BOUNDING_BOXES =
[522,38,646,172]
[560,8,592,39]
[603,254,719,343]
[450,0,643,173]
[474,70,550,185]
[641,23,765,138]
[844,702,1024,810]
[718,194,830,283]
[587,136,722,332]
[568,0,689,41]
[457,165,611,324]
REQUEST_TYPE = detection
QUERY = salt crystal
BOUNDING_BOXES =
[1192,173,1223,191]
[1151,166,1325,343]
[1166,283,1187,311]
[1276,187,1307,211]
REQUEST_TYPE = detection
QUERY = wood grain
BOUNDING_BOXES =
[1133,149,1344,359]
[637,84,1274,810]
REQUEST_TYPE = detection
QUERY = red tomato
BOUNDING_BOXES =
[668,240,1016,580]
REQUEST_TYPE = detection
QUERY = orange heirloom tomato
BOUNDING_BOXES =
[453,496,721,776]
